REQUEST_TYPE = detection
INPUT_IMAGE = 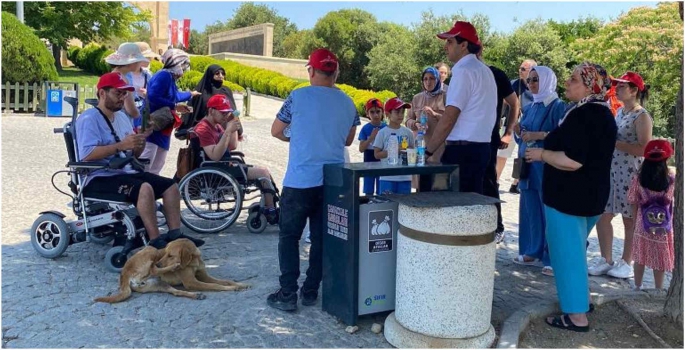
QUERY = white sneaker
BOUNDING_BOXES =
[588,257,614,276]
[607,259,634,279]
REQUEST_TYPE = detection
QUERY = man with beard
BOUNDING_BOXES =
[75,72,204,249]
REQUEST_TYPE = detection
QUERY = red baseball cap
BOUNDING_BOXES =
[206,94,233,112]
[306,48,339,72]
[612,71,645,91]
[384,97,411,113]
[365,98,384,111]
[97,72,134,91]
[436,21,481,46]
[644,139,674,162]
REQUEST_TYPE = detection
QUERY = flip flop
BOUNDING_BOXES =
[545,314,590,333]
[541,266,554,276]
[513,255,541,266]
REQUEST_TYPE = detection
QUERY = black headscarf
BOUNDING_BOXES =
[184,64,237,129]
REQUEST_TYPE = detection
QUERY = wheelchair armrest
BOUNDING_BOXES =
[137,158,151,165]
[67,162,107,169]
[175,128,190,140]
[231,151,245,158]
[108,157,134,169]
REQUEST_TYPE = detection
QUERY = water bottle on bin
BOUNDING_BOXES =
[387,133,399,165]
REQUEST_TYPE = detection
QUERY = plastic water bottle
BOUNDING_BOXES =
[419,111,428,131]
[521,126,536,148]
[283,124,291,138]
[416,131,426,166]
[387,133,399,165]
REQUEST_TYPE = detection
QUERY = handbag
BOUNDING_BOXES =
[511,102,555,180]
[148,107,176,131]
[174,139,194,180]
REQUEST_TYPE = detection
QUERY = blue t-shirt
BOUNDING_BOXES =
[277,86,361,189]
[74,108,137,187]
[358,121,386,162]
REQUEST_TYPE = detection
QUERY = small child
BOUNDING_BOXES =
[358,98,387,195]
[628,139,675,291]
[373,97,414,194]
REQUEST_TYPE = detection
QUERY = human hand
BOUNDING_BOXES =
[370,127,380,140]
[121,133,146,151]
[225,118,241,135]
[521,131,542,143]
[191,90,202,97]
[525,148,543,163]
[176,104,191,113]
[513,123,521,135]
[138,87,147,98]
[500,132,512,149]
[422,106,435,117]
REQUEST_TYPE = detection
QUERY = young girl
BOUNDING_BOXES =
[628,139,675,290]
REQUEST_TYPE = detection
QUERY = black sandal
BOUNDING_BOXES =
[545,314,590,333]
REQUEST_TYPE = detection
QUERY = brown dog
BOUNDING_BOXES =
[95,239,249,303]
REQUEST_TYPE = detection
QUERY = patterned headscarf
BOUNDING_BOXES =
[559,62,611,125]
[422,67,442,97]
[161,49,190,77]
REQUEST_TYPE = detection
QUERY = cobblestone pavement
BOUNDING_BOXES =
[1,94,669,348]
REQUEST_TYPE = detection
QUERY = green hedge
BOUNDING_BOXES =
[67,45,397,115]
[1,12,57,83]
[68,43,113,76]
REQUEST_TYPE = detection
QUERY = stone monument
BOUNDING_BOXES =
[208,23,274,56]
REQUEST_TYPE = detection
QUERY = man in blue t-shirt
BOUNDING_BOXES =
[268,48,360,312]
[75,72,204,249]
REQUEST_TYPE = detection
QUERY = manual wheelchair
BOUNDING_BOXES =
[30,97,164,272]
[175,128,280,234]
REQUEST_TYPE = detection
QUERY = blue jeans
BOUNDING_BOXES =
[378,180,411,194]
[278,186,324,294]
[440,143,491,194]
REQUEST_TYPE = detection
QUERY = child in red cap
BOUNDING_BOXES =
[358,98,387,195]
[627,139,675,291]
[373,97,414,194]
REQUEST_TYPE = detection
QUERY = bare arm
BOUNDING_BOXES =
[615,113,652,156]
[346,126,357,147]
[124,94,140,119]
[82,143,121,161]
[426,105,460,153]
[271,119,290,142]
[541,149,583,171]
[502,92,519,136]
[374,147,388,160]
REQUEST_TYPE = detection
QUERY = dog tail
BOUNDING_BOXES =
[94,274,132,303]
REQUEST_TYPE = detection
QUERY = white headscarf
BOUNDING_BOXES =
[530,66,558,104]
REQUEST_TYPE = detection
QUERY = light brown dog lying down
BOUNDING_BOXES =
[95,239,250,303]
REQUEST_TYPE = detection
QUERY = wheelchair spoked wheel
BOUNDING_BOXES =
[30,213,71,259]
[104,246,127,273]
[178,167,243,233]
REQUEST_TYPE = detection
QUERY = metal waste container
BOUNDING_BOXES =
[46,88,78,117]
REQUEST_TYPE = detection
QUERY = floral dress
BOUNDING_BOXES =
[605,107,649,217]
[628,175,675,271]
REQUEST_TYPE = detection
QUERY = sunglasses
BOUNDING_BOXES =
[519,67,528,72]
[526,77,539,83]
[214,71,225,76]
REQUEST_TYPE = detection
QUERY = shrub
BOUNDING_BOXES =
[1,12,58,83]
[70,43,112,76]
[149,60,163,73]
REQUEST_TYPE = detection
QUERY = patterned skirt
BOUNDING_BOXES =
[631,229,675,272]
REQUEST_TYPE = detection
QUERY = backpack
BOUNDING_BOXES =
[640,191,673,235]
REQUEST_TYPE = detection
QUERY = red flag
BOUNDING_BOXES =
[183,19,191,49]
[171,19,179,47]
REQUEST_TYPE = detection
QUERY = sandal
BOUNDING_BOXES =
[545,314,589,333]
[541,266,554,276]
[588,303,595,313]
[513,255,541,266]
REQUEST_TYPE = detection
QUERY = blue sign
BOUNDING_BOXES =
[46,90,63,117]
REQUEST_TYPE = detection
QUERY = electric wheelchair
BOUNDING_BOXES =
[174,128,280,234]
[30,97,164,272]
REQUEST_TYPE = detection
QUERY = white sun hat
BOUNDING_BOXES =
[105,42,149,66]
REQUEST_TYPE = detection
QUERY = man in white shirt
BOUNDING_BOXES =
[425,21,498,194]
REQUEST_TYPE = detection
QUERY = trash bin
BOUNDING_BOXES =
[383,191,500,348]
[322,162,459,326]
[46,89,78,117]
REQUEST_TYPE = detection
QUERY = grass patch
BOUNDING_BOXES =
[58,67,99,87]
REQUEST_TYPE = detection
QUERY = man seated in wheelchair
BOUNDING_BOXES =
[193,94,279,223]
[75,72,205,249]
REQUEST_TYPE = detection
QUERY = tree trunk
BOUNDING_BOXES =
[52,45,63,72]
[664,0,683,327]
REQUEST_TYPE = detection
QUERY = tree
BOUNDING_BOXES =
[570,2,683,137]
[1,2,150,71]
[547,17,603,45]
[224,3,297,58]
[305,9,381,89]
[664,0,683,328]
[281,30,312,59]
[1,12,57,83]
[366,23,420,100]
[187,29,208,55]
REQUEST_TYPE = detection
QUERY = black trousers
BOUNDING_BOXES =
[483,142,504,232]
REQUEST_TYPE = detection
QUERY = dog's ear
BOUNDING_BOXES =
[153,248,167,263]
[179,244,194,267]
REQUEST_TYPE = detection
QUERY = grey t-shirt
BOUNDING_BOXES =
[75,107,137,187]
[373,125,414,182]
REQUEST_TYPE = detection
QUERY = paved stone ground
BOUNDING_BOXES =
[1,94,670,348]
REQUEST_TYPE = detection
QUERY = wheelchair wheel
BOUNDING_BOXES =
[104,246,127,273]
[178,167,243,233]
[247,211,268,234]
[30,213,71,259]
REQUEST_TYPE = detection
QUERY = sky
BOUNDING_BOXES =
[168,1,661,34]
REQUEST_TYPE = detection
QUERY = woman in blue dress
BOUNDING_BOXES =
[513,66,566,276]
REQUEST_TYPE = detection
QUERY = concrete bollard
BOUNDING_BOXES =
[384,192,498,348]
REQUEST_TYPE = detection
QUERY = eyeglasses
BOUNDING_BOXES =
[106,89,129,98]
[519,67,528,72]
[526,77,539,83]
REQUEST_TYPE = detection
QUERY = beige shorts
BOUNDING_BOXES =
[497,139,516,158]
